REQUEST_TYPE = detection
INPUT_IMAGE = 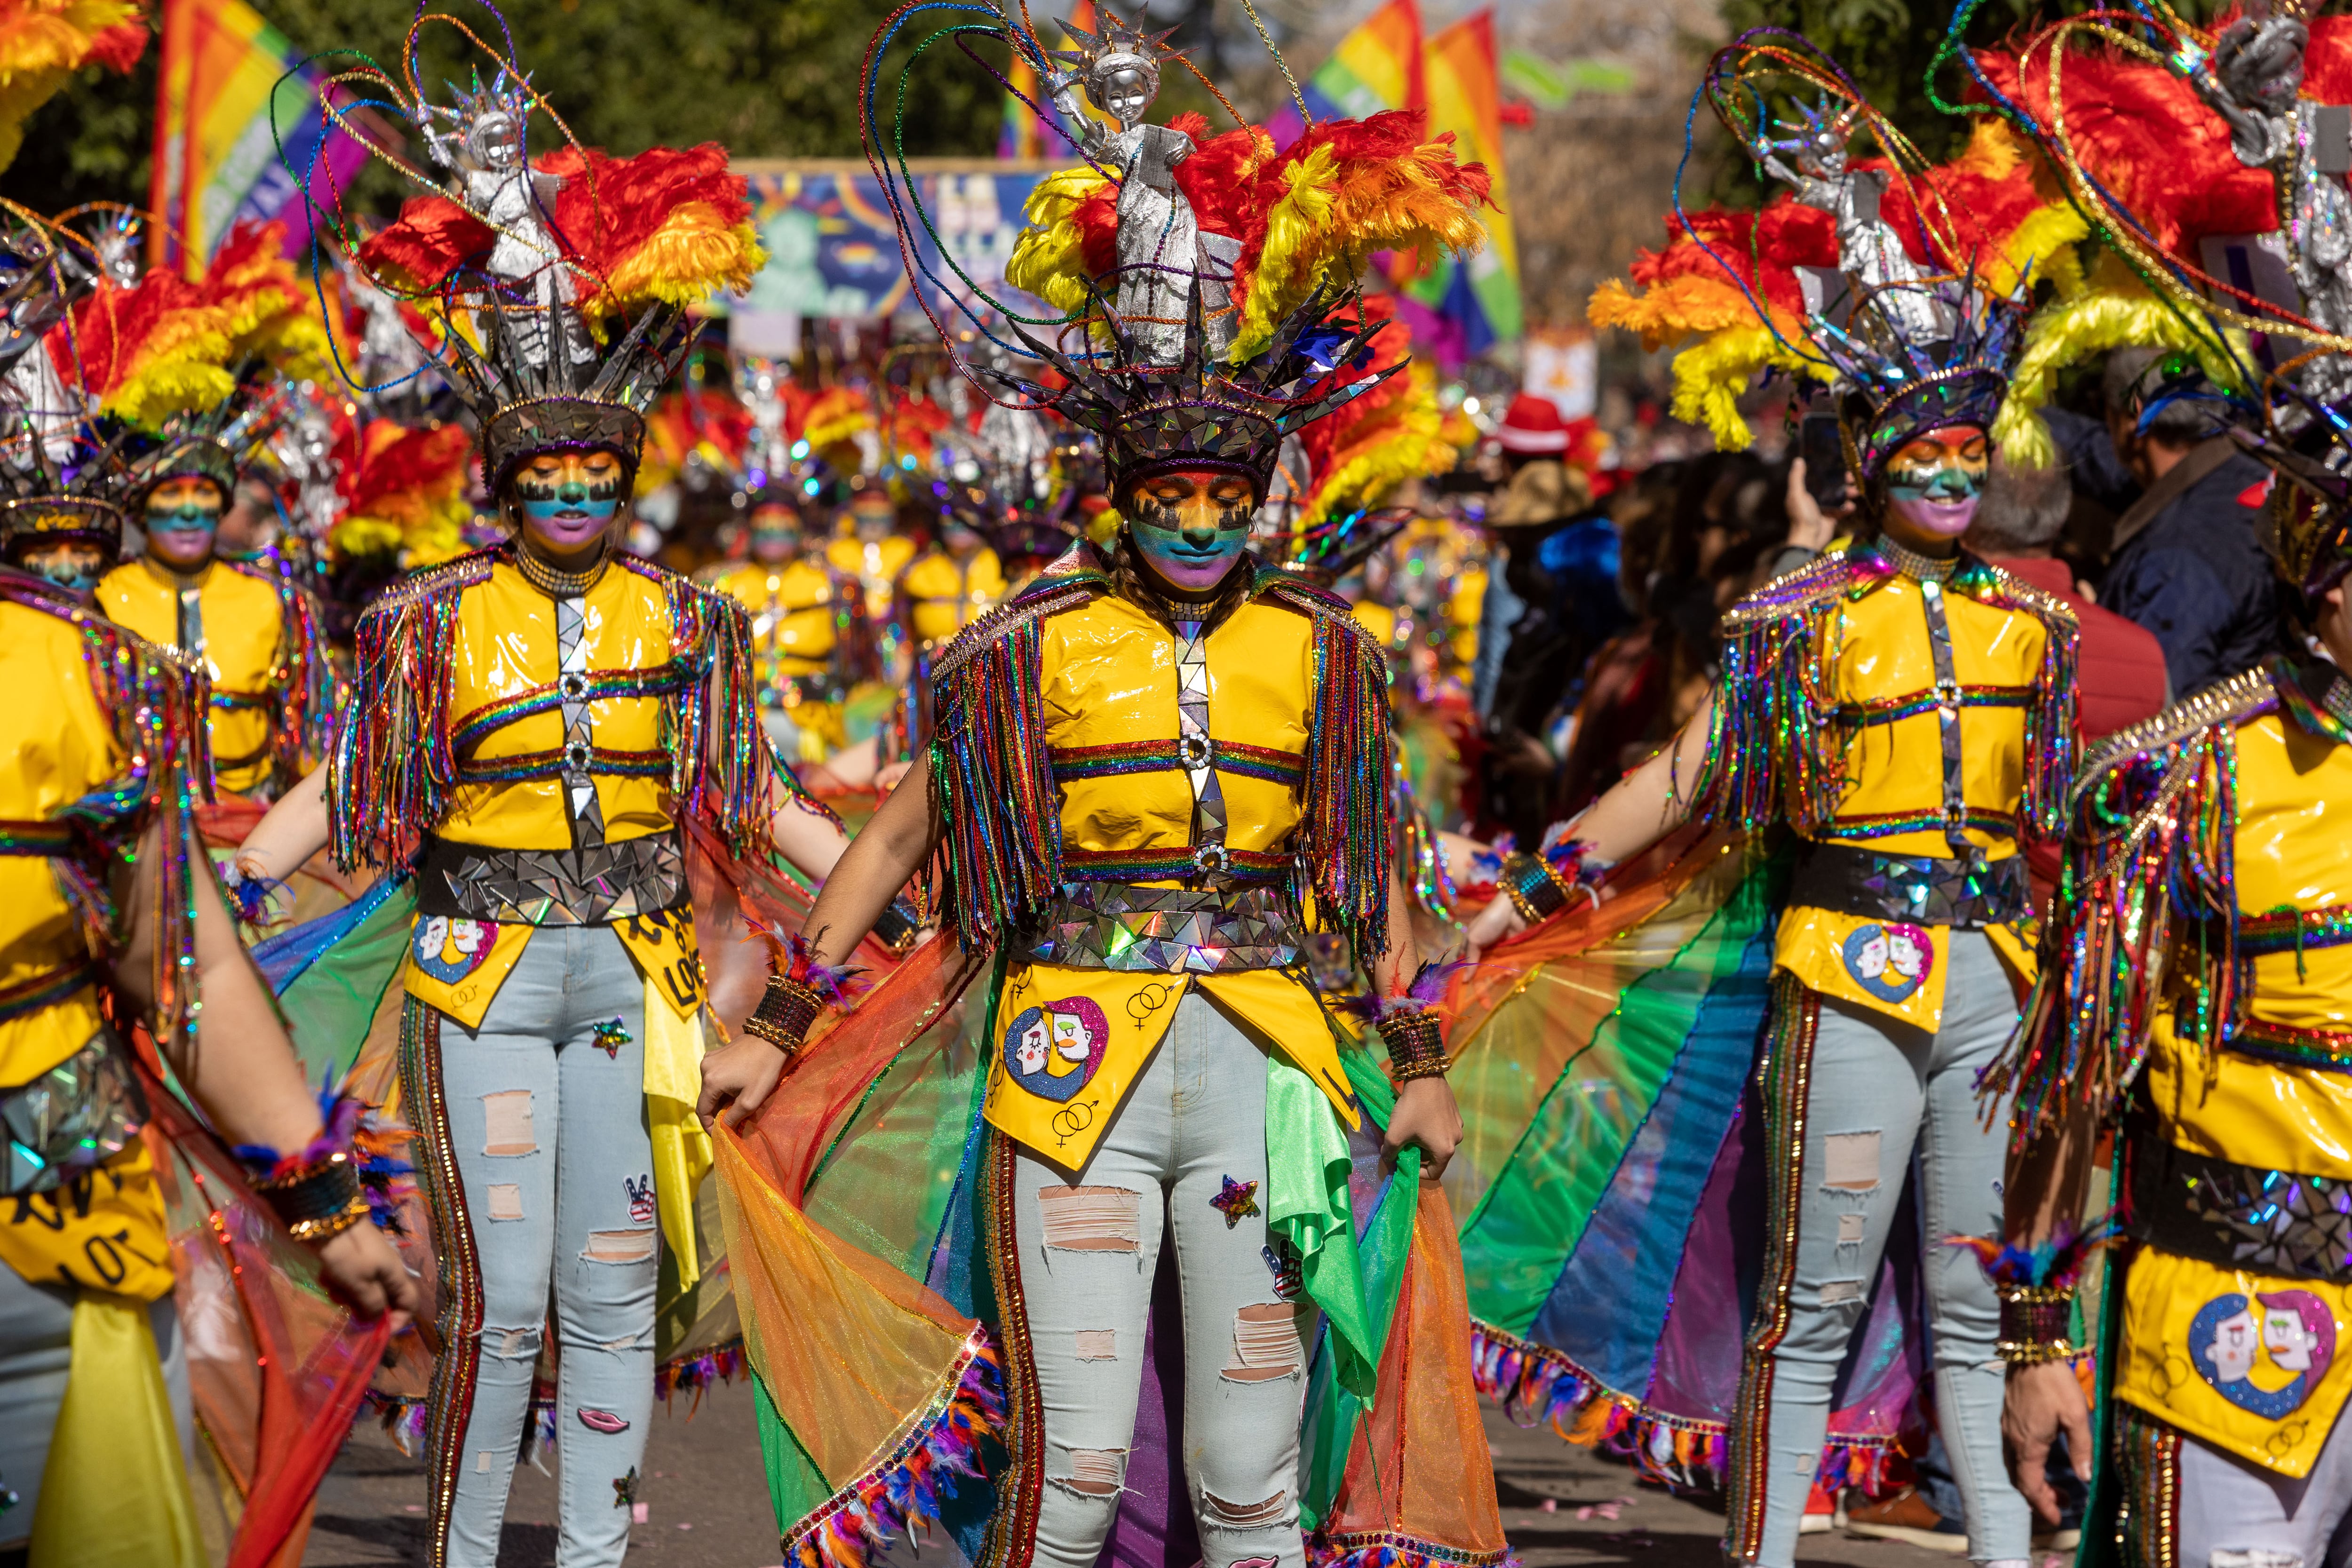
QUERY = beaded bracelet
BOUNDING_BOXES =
[1995,1285,2078,1365]
[743,973,827,1058]
[255,1152,371,1243]
[1499,838,1605,925]
[742,934,862,1059]
[1379,1011,1451,1082]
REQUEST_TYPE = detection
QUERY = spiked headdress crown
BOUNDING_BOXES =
[1812,273,2026,477]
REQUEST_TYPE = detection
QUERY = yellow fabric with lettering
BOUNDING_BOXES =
[27,1290,205,1568]
[979,592,1358,1167]
[710,559,845,680]
[0,1138,174,1299]
[2115,710,2352,1473]
[1769,574,2045,1028]
[902,547,1008,644]
[96,559,288,796]
[0,603,119,1086]
[436,561,677,852]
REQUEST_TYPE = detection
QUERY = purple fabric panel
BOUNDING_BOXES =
[1645,1094,1758,1423]
[1092,1223,1200,1568]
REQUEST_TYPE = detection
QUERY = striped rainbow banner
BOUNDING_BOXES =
[149,0,363,271]
[1398,10,1522,365]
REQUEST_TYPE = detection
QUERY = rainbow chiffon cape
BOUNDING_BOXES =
[1445,827,1929,1494]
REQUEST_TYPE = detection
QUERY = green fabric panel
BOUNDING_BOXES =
[1268,1055,1375,1400]
[280,882,416,1087]
[1456,862,1777,1336]
[755,1369,833,1536]
[803,993,990,1282]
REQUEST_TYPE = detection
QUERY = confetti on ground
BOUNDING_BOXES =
[631,1503,649,1524]
[1539,1498,1557,1513]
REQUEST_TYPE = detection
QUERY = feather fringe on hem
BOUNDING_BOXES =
[781,1329,1007,1568]
[1308,1531,1518,1568]
[1468,1321,1902,1497]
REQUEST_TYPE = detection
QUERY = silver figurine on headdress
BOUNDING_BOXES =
[339,254,437,411]
[1756,99,1950,346]
[2191,0,2352,406]
[0,226,96,472]
[734,352,798,487]
[266,383,347,543]
[417,66,592,372]
[1046,9,1240,364]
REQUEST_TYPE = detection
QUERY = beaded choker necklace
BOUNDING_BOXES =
[1872,534,1959,583]
[514,545,608,599]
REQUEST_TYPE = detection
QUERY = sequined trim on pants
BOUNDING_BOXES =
[400,996,484,1568]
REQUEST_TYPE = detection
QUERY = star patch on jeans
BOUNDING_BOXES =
[1210,1175,1260,1229]
[591,1018,631,1058]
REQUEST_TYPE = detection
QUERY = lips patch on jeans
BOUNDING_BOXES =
[578,1408,630,1434]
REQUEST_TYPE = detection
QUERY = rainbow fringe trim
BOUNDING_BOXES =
[654,1340,746,1405]
[1469,1321,1900,1496]
[1309,1532,1518,1568]
[782,1329,1007,1568]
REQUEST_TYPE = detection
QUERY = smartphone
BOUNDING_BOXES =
[1798,410,1849,510]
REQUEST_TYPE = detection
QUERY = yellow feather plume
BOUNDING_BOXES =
[1006,167,1114,319]
[1589,273,1762,354]
[1664,318,1820,454]
[0,0,137,170]
[599,207,767,315]
[1991,255,2247,468]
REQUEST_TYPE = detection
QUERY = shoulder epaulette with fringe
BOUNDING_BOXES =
[2073,663,2278,805]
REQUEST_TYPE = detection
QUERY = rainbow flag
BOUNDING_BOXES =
[999,0,1095,161]
[1293,0,1422,127]
[1398,10,1522,365]
[149,0,363,272]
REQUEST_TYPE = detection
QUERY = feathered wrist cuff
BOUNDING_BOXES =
[744,936,861,1059]
[1499,838,1604,923]
[237,1095,373,1243]
[1341,961,1463,1084]
[1949,1219,2113,1366]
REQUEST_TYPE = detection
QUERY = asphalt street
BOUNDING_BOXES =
[303,1389,1993,1567]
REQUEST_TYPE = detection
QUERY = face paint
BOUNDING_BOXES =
[17,542,109,596]
[1881,426,1989,543]
[748,504,801,564]
[143,476,224,570]
[1125,470,1255,594]
[510,450,625,554]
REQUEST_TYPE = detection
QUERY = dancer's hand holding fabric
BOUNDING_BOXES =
[119,818,417,1328]
[2001,1360,2090,1527]
[1384,1077,1462,1178]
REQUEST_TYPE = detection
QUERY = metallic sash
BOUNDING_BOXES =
[1015,881,1303,972]
[1788,842,2030,929]
[2127,1114,2352,1282]
[415,831,686,925]
[2,1031,145,1196]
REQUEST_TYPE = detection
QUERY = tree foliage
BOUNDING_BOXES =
[4,0,1004,216]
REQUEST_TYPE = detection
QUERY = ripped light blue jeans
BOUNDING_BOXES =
[1012,990,1307,1568]
[438,926,657,1568]
[1751,931,2032,1566]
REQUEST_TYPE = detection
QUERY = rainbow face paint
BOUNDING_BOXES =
[143,475,224,570]
[1125,470,1255,593]
[510,450,625,552]
[1882,426,1988,541]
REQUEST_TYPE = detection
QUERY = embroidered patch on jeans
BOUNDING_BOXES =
[1001,998,1110,1102]
[1839,922,1933,1004]
[413,915,498,984]
[2189,1290,2336,1419]
[1210,1176,1260,1229]
[612,1466,639,1508]
[1262,1242,1302,1300]
[626,1174,655,1225]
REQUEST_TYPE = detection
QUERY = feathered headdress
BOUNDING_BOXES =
[1267,299,1463,576]
[1815,272,2029,476]
[314,16,763,491]
[0,0,146,171]
[1588,40,2086,461]
[328,417,475,567]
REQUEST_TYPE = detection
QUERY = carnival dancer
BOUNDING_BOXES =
[1462,45,2083,1562]
[0,302,411,1561]
[230,25,869,1563]
[711,492,872,763]
[898,505,1008,646]
[696,13,1508,1567]
[1989,397,2352,1562]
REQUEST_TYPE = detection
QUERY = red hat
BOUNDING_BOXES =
[1496,393,1571,454]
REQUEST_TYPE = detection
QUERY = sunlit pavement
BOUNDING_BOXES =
[305,1391,1975,1566]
